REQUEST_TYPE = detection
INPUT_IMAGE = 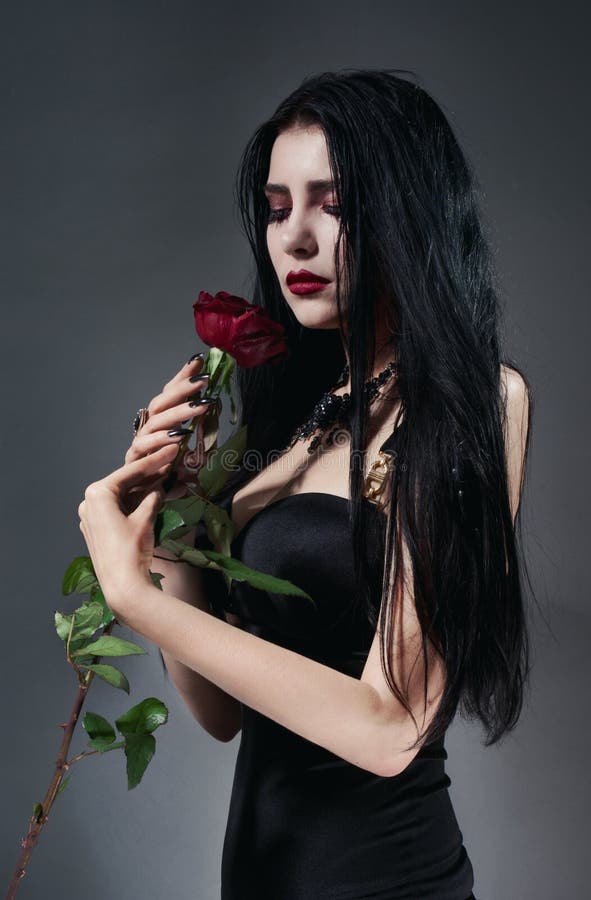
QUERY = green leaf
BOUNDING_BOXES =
[54,611,73,642]
[202,503,234,558]
[164,541,316,606]
[154,494,208,544]
[73,601,105,638]
[160,539,212,568]
[154,505,187,542]
[62,556,98,596]
[83,711,116,743]
[90,584,115,626]
[70,636,147,658]
[150,571,164,591]
[78,663,131,693]
[124,733,156,790]
[115,697,168,736]
[198,426,247,498]
[55,604,105,659]
[161,539,315,605]
[88,737,125,752]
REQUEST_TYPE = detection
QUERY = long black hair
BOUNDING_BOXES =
[210,68,534,749]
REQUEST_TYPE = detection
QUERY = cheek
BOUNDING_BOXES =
[266,230,279,269]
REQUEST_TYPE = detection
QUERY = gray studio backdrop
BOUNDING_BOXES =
[2,2,588,898]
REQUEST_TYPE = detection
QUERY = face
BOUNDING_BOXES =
[264,125,345,331]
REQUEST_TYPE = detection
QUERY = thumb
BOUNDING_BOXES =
[130,486,165,527]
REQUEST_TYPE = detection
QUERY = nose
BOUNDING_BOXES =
[280,207,318,257]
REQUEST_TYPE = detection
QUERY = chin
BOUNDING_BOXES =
[284,296,341,330]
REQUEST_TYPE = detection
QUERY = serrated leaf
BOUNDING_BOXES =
[88,737,125,752]
[78,663,130,693]
[124,733,156,790]
[54,602,103,644]
[154,495,208,544]
[70,636,147,658]
[90,584,115,626]
[74,602,104,639]
[54,611,73,642]
[115,697,168,736]
[161,540,315,605]
[83,711,116,743]
[62,556,98,596]
[202,503,234,558]
[198,425,247,497]
[160,539,211,568]
[154,506,186,543]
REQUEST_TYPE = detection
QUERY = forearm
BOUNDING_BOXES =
[160,642,242,742]
[152,543,242,742]
[113,580,404,776]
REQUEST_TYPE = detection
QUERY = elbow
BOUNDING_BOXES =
[367,704,420,778]
[369,750,402,778]
[369,744,417,778]
[213,724,241,743]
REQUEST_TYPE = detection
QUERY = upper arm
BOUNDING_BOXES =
[500,365,530,524]
[360,365,530,777]
[360,522,447,777]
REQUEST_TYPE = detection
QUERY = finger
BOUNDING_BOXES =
[162,353,206,391]
[129,486,165,528]
[145,387,211,432]
[103,444,179,495]
[133,400,215,454]
[151,357,208,416]
[125,427,191,464]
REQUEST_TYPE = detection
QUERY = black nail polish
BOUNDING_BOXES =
[167,427,192,436]
[189,397,217,408]
[187,352,205,364]
[190,373,210,383]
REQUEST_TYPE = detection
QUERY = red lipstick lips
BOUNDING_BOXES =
[286,269,331,295]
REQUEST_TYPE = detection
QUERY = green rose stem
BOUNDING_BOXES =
[7,555,170,897]
[7,341,307,898]
[164,348,234,493]
[6,621,119,899]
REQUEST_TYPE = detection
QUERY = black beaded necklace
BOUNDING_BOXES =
[285,359,399,455]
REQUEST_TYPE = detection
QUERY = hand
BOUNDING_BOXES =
[77,444,179,620]
[125,355,214,503]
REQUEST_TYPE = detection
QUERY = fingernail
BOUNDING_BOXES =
[190,373,210,383]
[187,352,204,364]
[167,427,193,436]
[189,397,217,408]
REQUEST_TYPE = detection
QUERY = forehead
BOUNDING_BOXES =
[265,125,334,195]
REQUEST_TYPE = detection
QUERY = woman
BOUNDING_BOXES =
[78,68,532,899]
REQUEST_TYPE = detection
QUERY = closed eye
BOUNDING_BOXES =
[267,205,341,224]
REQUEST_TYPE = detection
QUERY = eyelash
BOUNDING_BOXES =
[266,205,341,224]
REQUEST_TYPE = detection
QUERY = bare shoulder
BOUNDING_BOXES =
[499,364,531,521]
[500,363,529,408]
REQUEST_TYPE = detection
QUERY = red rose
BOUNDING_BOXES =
[193,290,290,368]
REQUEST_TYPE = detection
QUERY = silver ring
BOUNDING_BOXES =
[133,407,149,435]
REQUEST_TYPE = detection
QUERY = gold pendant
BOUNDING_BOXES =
[363,450,395,508]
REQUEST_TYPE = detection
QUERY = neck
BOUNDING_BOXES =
[340,339,398,387]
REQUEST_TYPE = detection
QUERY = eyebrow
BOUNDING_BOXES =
[263,179,336,195]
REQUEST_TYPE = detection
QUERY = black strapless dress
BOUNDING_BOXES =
[194,427,476,900]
